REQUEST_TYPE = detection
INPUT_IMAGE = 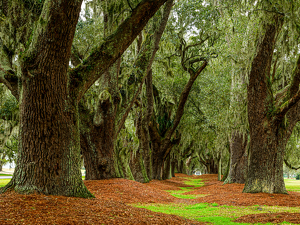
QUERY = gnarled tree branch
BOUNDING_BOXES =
[69,0,168,102]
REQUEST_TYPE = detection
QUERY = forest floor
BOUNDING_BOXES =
[0,174,300,224]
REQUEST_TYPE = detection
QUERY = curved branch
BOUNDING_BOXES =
[165,61,208,140]
[69,0,168,102]
[284,159,300,170]
[275,55,300,120]
[275,90,300,120]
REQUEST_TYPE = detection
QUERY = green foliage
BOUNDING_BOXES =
[0,95,18,120]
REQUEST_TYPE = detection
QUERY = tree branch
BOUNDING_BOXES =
[69,0,168,102]
[70,45,83,67]
[284,158,300,170]
[116,0,173,136]
[163,133,181,160]
[275,55,300,120]
[0,66,19,100]
[165,61,208,140]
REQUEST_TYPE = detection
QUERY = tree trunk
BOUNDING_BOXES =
[1,1,92,197]
[171,160,176,177]
[152,143,164,180]
[218,157,222,181]
[225,131,247,184]
[243,125,287,193]
[130,110,150,183]
[6,68,92,197]
[0,163,2,172]
[244,16,288,194]
[177,160,184,173]
[162,154,171,179]
[80,67,120,180]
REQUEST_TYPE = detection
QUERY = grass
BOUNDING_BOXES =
[0,174,12,176]
[133,177,300,225]
[135,201,300,225]
[0,176,86,188]
[166,178,205,199]
[284,179,300,192]
[0,179,10,187]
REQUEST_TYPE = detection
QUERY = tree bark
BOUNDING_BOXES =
[130,107,151,183]
[225,132,247,184]
[171,160,176,177]
[162,154,172,179]
[243,16,296,194]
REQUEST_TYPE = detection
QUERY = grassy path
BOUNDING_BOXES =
[134,177,300,225]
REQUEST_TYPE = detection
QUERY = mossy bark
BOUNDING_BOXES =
[243,16,300,194]
[80,67,120,180]
[162,154,172,180]
[130,109,151,183]
[224,132,247,184]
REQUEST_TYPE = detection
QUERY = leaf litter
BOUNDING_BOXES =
[0,173,299,224]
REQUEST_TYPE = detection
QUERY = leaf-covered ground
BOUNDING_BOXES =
[0,174,300,224]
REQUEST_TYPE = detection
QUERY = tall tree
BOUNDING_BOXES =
[244,8,300,193]
[0,0,167,197]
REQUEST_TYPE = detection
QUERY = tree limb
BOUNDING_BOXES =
[69,0,168,102]
[165,61,208,140]
[284,158,300,170]
[0,67,19,100]
[275,55,300,120]
[116,0,173,136]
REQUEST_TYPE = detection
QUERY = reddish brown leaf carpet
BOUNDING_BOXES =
[0,173,299,224]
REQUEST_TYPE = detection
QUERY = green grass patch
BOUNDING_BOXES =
[0,179,10,187]
[134,203,300,225]
[182,178,204,187]
[166,178,204,199]
[0,174,12,176]
[285,179,300,192]
[133,177,300,224]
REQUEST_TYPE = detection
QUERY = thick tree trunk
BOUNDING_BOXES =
[244,16,288,194]
[152,144,164,180]
[225,131,247,184]
[243,126,287,193]
[81,126,119,180]
[1,1,93,197]
[0,163,2,172]
[6,73,92,197]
